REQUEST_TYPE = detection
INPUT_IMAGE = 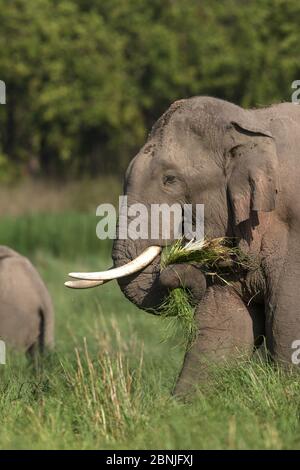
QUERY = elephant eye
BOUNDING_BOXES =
[163,174,176,185]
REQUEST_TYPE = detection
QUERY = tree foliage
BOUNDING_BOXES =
[0,0,299,178]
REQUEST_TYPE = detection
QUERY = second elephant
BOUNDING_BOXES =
[0,246,54,354]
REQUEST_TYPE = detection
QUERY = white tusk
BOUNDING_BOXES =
[68,245,162,281]
[65,279,105,289]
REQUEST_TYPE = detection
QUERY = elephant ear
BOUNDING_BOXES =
[226,117,279,225]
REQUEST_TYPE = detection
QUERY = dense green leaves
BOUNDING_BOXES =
[0,0,299,178]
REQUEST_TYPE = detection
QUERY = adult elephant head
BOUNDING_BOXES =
[111,96,278,312]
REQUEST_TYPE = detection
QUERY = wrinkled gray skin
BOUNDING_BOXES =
[112,96,300,396]
[0,246,54,354]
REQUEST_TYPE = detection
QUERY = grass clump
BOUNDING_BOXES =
[159,288,196,347]
[161,237,252,272]
[158,237,253,347]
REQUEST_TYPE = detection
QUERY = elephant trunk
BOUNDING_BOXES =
[112,238,167,313]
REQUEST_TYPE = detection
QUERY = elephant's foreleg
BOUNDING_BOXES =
[266,236,300,365]
[174,286,264,397]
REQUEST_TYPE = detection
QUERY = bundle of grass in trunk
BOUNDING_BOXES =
[158,238,253,347]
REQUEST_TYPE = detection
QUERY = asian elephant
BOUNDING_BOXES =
[0,246,54,355]
[80,96,300,395]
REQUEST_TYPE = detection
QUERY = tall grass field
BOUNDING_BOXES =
[0,180,300,449]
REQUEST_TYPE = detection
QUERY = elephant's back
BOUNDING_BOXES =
[254,102,300,127]
[0,247,54,350]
